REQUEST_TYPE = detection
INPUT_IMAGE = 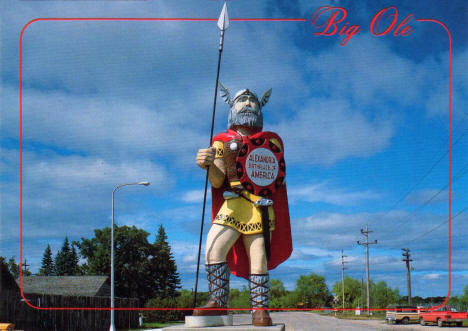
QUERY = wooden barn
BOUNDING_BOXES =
[0,264,138,331]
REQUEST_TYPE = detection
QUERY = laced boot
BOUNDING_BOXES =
[193,262,230,316]
[249,273,273,326]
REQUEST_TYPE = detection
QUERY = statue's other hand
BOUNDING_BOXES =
[196,147,216,169]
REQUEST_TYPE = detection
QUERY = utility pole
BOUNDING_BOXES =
[341,250,347,312]
[357,224,377,315]
[360,277,364,309]
[402,248,413,305]
[22,259,30,272]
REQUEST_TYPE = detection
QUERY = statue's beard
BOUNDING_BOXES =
[228,106,263,130]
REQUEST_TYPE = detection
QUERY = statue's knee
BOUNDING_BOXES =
[206,244,227,264]
[249,256,267,274]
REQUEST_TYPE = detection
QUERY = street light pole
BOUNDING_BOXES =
[110,181,150,331]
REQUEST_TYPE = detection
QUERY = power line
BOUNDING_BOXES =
[374,206,466,250]
[402,161,468,216]
[380,161,468,245]
[403,206,467,246]
[378,123,468,220]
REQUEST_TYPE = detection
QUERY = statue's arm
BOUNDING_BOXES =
[208,158,226,188]
[196,147,226,188]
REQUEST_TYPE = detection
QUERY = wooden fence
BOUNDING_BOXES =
[0,290,138,331]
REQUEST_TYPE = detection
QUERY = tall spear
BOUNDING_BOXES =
[193,2,230,307]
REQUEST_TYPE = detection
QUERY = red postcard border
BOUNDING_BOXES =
[18,17,452,312]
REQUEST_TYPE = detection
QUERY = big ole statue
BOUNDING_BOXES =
[194,84,292,326]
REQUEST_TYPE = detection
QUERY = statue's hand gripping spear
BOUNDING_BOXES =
[193,2,230,307]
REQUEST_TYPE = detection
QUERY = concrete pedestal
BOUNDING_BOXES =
[184,315,233,327]
[163,318,285,331]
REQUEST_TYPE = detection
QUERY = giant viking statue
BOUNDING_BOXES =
[194,84,292,326]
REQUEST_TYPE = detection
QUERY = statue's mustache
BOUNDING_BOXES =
[238,106,259,114]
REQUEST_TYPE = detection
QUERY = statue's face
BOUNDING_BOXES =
[234,94,260,113]
[228,94,263,130]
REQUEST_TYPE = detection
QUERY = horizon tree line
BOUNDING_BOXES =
[3,224,181,306]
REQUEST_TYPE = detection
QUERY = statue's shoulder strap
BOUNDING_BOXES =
[212,130,239,144]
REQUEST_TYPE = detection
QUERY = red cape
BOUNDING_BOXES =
[211,130,292,279]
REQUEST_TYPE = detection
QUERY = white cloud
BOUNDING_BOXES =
[23,151,171,192]
[0,148,171,245]
[425,48,468,119]
[3,87,206,166]
[423,273,442,280]
[290,247,332,260]
[289,181,380,206]
[182,255,197,263]
[307,35,425,108]
[271,97,394,165]
[291,209,468,258]
[405,189,447,205]
[181,190,208,204]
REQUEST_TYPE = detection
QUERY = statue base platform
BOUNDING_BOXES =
[184,315,233,328]
[163,315,285,330]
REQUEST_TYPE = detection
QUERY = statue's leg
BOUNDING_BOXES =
[243,234,273,326]
[193,224,240,316]
[206,224,241,264]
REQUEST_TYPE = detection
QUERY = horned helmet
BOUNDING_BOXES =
[219,83,272,131]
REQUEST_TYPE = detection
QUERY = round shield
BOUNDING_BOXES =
[236,132,286,197]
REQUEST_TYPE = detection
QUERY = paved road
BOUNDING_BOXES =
[233,312,467,331]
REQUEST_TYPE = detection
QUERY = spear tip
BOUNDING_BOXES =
[217,2,230,31]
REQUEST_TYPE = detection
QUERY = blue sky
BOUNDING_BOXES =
[0,0,467,301]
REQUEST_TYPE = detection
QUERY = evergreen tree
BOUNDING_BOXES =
[39,244,56,276]
[7,257,20,279]
[55,237,78,275]
[71,245,80,275]
[152,225,181,298]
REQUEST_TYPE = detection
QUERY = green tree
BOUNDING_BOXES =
[295,274,332,308]
[7,257,20,279]
[71,245,81,275]
[39,244,56,276]
[77,225,151,302]
[270,278,289,308]
[76,224,180,304]
[459,284,468,310]
[332,276,363,308]
[271,278,287,299]
[55,237,79,275]
[151,225,181,298]
[278,291,300,308]
[5,256,31,278]
[370,280,399,308]
[229,286,250,308]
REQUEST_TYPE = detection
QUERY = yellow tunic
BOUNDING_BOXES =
[211,140,275,235]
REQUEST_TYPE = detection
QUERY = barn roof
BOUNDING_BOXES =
[18,276,110,297]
